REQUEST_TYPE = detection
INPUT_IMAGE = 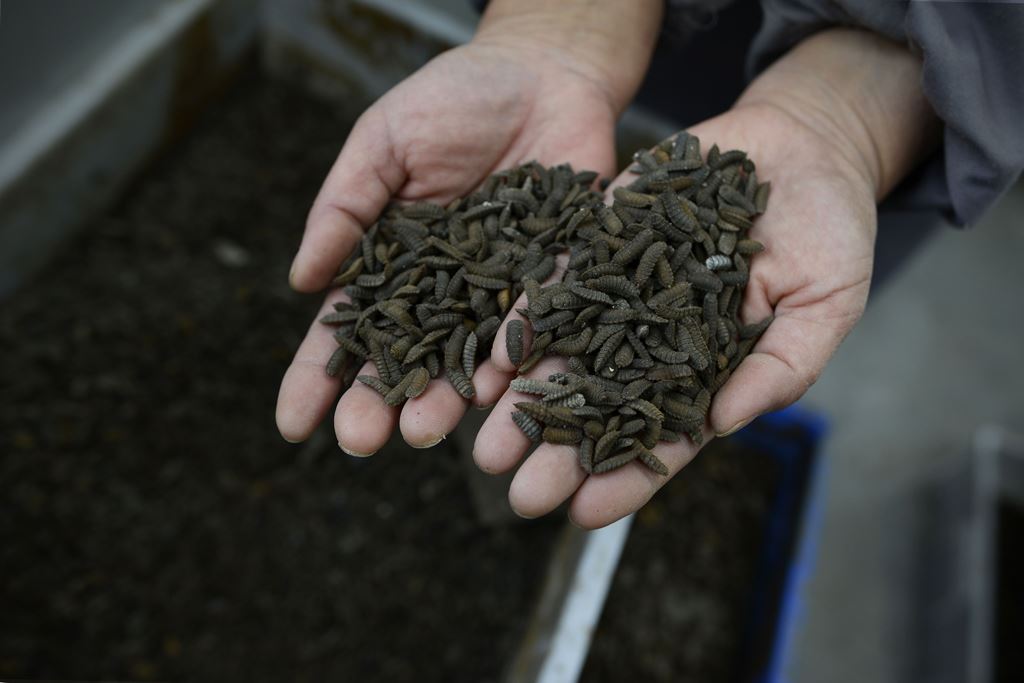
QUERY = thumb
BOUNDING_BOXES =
[290,109,406,292]
[710,297,863,436]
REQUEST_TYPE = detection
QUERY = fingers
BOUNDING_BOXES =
[508,443,587,518]
[709,302,855,437]
[290,110,406,292]
[334,362,399,457]
[490,253,568,372]
[399,377,468,448]
[490,301,533,373]
[568,432,707,530]
[473,356,567,474]
[468,359,515,409]
[276,291,349,443]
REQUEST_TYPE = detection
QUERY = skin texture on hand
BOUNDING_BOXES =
[474,28,940,529]
[276,40,620,453]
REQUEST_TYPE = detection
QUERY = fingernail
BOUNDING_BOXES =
[716,417,753,438]
[339,442,375,458]
[512,506,538,520]
[410,433,445,449]
[288,259,299,288]
[474,402,496,411]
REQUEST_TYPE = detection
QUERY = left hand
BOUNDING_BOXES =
[472,28,939,528]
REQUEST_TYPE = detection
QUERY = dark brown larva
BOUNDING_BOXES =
[356,374,391,397]
[404,367,430,398]
[505,319,525,366]
[592,446,641,474]
[512,410,543,442]
[513,134,771,474]
[543,426,584,444]
[638,447,669,476]
[325,346,348,377]
[461,331,478,378]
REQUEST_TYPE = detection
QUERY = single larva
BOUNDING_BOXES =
[463,273,509,290]
[637,447,669,476]
[383,369,416,406]
[475,316,501,343]
[461,331,478,378]
[592,446,641,474]
[705,254,732,271]
[446,368,475,399]
[356,374,391,397]
[543,426,584,445]
[505,319,525,367]
[740,314,774,340]
[611,229,656,267]
[512,410,543,443]
[735,239,765,255]
[531,310,574,333]
[586,275,640,298]
[547,328,593,356]
[444,324,470,372]
[325,346,348,377]
[612,187,658,208]
[404,367,430,398]
[634,242,669,287]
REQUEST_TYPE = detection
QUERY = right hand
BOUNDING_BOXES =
[276,39,618,453]
[473,28,939,529]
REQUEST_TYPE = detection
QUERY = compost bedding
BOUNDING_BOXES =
[0,69,779,683]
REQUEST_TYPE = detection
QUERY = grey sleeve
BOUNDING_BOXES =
[747,0,1024,228]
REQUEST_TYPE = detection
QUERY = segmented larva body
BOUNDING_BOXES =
[512,410,543,442]
[403,367,430,399]
[705,254,732,271]
[638,448,669,476]
[501,319,524,368]
[543,426,584,445]
[461,331,478,378]
[509,378,566,397]
[592,447,641,474]
[356,374,391,396]
[446,368,475,399]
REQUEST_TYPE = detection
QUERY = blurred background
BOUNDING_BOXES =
[1,1,1022,682]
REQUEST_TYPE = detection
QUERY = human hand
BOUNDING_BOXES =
[276,38,621,453]
[474,29,939,528]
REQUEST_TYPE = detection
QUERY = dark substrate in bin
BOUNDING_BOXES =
[581,439,780,683]
[0,69,782,683]
[0,69,561,683]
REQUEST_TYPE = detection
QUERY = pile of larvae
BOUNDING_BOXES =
[319,132,771,476]
[508,133,771,476]
[319,163,606,404]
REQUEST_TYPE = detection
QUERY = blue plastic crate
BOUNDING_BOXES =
[729,405,828,683]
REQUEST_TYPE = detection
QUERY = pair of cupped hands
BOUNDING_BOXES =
[276,36,880,529]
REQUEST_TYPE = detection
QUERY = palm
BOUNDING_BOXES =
[380,45,617,203]
[277,42,617,453]
[474,104,877,528]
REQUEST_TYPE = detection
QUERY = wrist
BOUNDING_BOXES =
[472,0,662,115]
[737,28,940,201]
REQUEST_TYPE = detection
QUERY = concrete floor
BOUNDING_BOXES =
[788,183,1024,682]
